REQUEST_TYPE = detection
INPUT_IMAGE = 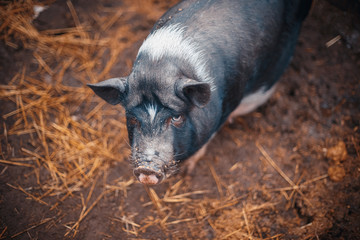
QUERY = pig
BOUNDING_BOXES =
[88,0,312,185]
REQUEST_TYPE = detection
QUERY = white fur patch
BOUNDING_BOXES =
[33,5,48,19]
[146,104,157,123]
[229,84,277,120]
[138,24,215,91]
[144,148,155,156]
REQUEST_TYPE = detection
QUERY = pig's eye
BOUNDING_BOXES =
[171,115,185,127]
[128,117,140,127]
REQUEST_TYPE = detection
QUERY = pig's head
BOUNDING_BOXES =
[88,70,211,184]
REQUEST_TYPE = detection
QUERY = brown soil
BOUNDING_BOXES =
[0,0,359,239]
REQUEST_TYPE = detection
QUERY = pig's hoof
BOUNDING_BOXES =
[184,158,197,176]
[133,168,164,185]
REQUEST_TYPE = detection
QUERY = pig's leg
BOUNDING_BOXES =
[184,133,216,174]
[228,84,277,123]
[184,142,209,174]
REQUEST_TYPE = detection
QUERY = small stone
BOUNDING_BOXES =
[328,165,346,182]
[326,141,348,163]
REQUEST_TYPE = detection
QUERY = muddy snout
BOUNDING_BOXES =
[131,139,174,184]
[133,167,164,185]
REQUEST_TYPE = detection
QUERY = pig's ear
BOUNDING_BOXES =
[175,79,211,108]
[87,77,128,105]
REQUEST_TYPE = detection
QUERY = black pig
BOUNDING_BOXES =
[88,0,312,184]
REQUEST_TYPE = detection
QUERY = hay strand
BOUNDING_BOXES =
[256,141,313,207]
[11,218,53,239]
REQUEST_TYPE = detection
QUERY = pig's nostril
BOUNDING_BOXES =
[133,168,164,185]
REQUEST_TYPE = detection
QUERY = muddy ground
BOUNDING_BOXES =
[0,0,359,239]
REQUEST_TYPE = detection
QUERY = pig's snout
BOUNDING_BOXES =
[133,167,164,185]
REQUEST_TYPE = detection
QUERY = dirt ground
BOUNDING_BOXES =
[0,0,359,239]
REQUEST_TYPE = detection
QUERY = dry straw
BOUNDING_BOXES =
[1,1,134,237]
[0,0,135,196]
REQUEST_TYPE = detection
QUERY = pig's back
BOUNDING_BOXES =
[149,0,312,123]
